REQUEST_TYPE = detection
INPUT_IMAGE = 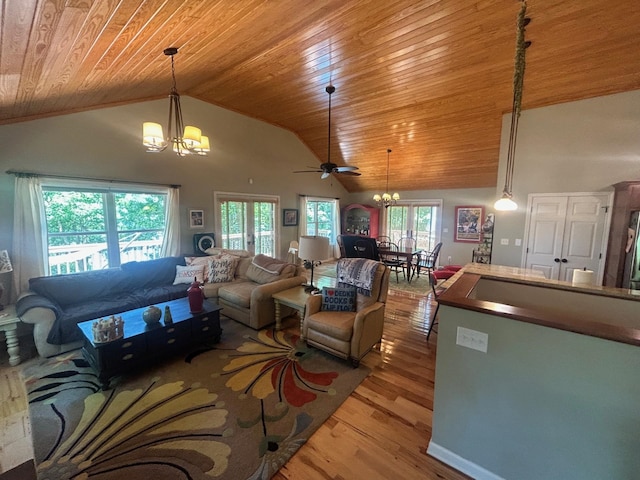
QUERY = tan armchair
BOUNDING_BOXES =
[302,260,390,366]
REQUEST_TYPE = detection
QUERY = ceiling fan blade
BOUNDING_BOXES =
[293,169,323,173]
[337,171,361,176]
[321,171,331,179]
[334,166,359,172]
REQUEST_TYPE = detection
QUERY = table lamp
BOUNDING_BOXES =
[298,236,329,293]
[0,250,13,311]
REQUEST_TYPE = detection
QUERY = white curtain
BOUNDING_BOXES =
[299,196,309,237]
[331,198,341,258]
[12,176,47,299]
[160,186,181,256]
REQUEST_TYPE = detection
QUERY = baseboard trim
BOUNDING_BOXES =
[427,441,505,480]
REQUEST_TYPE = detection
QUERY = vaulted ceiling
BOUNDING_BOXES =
[1,0,639,192]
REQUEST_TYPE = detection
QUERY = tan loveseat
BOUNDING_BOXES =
[198,249,306,330]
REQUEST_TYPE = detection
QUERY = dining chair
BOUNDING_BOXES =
[378,241,405,283]
[398,237,416,250]
[353,238,378,260]
[416,242,443,279]
[427,272,441,341]
[398,237,418,279]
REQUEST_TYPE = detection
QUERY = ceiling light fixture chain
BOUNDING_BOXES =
[373,148,400,208]
[142,47,210,156]
[495,0,531,211]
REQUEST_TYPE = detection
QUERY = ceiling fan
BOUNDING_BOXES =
[293,85,360,180]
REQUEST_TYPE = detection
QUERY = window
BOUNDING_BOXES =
[43,186,167,275]
[304,198,338,243]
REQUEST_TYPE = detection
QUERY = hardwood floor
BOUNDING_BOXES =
[274,278,470,480]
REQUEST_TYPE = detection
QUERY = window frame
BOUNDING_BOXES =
[41,178,169,274]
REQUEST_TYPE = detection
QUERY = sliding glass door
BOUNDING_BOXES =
[384,201,442,252]
[215,193,278,256]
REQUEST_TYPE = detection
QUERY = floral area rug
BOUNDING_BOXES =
[24,318,370,480]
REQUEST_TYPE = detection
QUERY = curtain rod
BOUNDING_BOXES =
[5,169,181,188]
[299,194,340,199]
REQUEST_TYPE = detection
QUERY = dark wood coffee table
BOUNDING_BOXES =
[77,298,222,389]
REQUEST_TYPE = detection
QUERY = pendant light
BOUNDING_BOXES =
[495,1,531,211]
[143,47,210,156]
[373,149,399,208]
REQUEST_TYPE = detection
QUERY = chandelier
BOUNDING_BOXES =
[143,47,210,156]
[373,148,399,208]
[495,1,531,211]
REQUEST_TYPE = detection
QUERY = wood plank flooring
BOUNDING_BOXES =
[274,277,470,480]
[0,274,468,479]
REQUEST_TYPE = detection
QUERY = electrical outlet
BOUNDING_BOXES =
[456,327,489,353]
[447,255,452,264]
[500,238,509,245]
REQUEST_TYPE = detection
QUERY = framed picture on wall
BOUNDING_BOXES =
[189,209,204,229]
[283,209,298,226]
[455,206,483,243]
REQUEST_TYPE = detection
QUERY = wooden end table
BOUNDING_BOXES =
[0,304,21,366]
[272,286,311,335]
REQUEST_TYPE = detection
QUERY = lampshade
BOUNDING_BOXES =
[494,192,518,211]
[195,135,211,155]
[298,236,329,261]
[142,122,165,148]
[182,125,202,148]
[0,250,13,274]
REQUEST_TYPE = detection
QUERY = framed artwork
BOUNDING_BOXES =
[189,209,204,229]
[455,206,483,243]
[283,209,298,227]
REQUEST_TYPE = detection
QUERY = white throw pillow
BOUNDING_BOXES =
[173,264,205,285]
[207,254,239,283]
[184,255,214,267]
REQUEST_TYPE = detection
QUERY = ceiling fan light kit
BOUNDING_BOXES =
[293,85,360,179]
[143,47,210,156]
[373,148,399,208]
[495,0,530,211]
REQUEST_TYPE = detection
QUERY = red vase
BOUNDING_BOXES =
[187,277,204,313]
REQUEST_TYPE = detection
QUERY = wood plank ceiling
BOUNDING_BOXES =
[1,0,639,193]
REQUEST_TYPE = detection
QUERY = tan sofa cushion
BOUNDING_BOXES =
[246,257,295,284]
[306,311,355,342]
[218,282,254,309]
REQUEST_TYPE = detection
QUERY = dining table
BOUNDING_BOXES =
[378,246,423,283]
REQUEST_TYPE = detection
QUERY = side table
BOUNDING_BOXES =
[0,305,22,366]
[272,286,311,336]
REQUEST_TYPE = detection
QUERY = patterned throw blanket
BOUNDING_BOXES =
[336,258,379,296]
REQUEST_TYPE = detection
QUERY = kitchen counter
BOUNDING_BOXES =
[437,263,640,347]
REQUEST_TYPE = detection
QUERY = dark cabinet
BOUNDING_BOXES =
[342,203,379,238]
[604,181,640,288]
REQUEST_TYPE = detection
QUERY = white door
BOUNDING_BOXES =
[524,193,610,283]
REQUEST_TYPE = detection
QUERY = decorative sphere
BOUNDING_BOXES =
[142,305,162,324]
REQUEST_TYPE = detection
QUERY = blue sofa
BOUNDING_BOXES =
[17,256,189,357]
